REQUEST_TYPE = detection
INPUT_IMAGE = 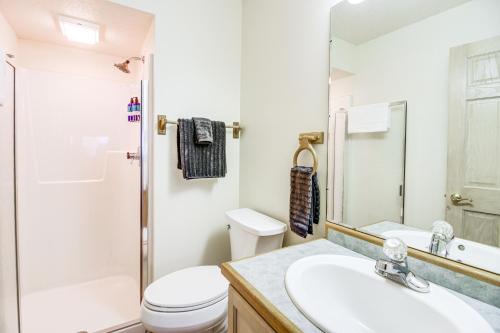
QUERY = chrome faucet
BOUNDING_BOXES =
[375,238,430,293]
[428,220,454,257]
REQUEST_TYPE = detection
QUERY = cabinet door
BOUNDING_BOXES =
[228,286,276,333]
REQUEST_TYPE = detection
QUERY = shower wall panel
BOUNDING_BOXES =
[16,69,140,295]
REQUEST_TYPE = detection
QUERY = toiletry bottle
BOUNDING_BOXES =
[134,97,141,112]
[128,98,134,112]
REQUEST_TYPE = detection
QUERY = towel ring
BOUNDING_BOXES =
[293,136,319,174]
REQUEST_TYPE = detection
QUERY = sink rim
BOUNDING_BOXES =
[381,229,500,273]
[285,254,494,333]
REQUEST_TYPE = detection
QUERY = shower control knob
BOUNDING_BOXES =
[126,152,140,160]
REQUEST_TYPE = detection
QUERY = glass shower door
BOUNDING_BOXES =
[15,69,141,333]
[0,61,20,333]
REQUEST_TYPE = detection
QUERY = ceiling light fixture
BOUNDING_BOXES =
[347,0,366,4]
[59,16,99,45]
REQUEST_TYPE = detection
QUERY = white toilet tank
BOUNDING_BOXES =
[226,208,287,260]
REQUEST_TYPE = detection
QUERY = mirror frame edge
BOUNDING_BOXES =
[325,222,500,286]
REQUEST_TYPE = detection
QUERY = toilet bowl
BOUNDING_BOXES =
[141,266,228,333]
[141,208,286,332]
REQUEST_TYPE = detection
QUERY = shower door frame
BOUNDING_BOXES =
[140,54,155,299]
[4,59,22,333]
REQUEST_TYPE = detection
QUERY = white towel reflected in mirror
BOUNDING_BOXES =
[347,102,391,134]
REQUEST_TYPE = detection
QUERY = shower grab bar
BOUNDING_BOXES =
[157,115,242,139]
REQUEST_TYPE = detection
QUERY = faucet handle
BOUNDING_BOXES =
[383,238,408,262]
[432,220,454,241]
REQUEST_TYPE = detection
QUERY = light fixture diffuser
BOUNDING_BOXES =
[59,16,99,45]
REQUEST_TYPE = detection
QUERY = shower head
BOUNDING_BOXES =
[114,56,144,74]
[114,60,131,73]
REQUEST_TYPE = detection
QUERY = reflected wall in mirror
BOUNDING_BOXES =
[327,0,500,274]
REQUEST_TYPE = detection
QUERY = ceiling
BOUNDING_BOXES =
[332,0,471,45]
[0,0,153,57]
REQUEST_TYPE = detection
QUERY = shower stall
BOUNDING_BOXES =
[0,57,153,333]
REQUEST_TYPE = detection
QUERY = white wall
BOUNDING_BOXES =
[0,10,17,59]
[330,37,356,78]
[332,0,500,230]
[239,0,339,245]
[140,21,155,81]
[111,0,242,278]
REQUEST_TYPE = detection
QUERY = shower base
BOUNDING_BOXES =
[21,275,140,333]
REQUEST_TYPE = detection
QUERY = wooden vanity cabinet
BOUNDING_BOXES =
[228,286,277,333]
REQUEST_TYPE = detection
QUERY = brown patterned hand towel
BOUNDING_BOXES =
[177,118,227,179]
[290,166,320,238]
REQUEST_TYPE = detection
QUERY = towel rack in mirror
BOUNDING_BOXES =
[157,115,242,139]
[293,132,324,174]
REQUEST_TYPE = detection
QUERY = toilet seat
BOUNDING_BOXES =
[141,296,228,333]
[141,266,229,333]
[143,292,227,313]
[143,266,228,311]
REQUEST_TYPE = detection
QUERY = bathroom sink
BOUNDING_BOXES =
[382,230,500,273]
[285,255,493,333]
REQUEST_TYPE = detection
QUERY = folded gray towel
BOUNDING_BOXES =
[289,166,320,238]
[192,117,213,144]
[177,119,226,179]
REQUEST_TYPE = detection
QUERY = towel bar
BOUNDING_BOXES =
[293,132,324,174]
[157,115,241,138]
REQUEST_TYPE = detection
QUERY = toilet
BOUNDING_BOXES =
[140,208,287,333]
[226,208,287,260]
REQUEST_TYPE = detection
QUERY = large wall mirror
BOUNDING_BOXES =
[327,0,500,275]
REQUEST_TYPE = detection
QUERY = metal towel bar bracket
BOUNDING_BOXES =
[157,115,242,139]
[293,132,324,174]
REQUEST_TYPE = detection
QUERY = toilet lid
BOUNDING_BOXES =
[144,266,228,310]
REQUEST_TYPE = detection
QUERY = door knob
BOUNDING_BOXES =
[450,193,473,205]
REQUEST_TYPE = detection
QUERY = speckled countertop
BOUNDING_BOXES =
[229,239,500,333]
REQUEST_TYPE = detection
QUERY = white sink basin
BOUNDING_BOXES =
[381,230,431,252]
[285,255,493,333]
[382,230,500,273]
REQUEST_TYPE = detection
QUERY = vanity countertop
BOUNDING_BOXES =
[221,239,500,333]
